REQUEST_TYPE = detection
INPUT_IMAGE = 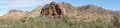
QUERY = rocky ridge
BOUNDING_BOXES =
[0,6,42,19]
[0,2,119,21]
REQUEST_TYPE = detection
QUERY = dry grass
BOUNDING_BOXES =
[0,15,114,28]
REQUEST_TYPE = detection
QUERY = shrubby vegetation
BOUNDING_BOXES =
[0,15,115,28]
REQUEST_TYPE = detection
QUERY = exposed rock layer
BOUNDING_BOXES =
[40,2,63,17]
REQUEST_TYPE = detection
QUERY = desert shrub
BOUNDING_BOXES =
[88,17,113,28]
[0,15,114,28]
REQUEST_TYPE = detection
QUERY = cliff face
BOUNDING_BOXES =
[40,2,63,17]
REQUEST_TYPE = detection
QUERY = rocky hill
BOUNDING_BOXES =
[0,6,42,19]
[38,2,120,22]
[0,2,120,28]
[0,10,25,19]
[0,2,119,21]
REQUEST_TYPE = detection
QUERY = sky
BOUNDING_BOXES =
[0,0,120,16]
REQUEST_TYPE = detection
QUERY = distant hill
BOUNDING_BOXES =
[0,10,25,19]
[0,6,42,19]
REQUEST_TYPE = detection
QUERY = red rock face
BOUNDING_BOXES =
[40,2,62,16]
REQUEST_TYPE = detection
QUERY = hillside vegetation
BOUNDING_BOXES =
[0,2,120,28]
[0,15,114,28]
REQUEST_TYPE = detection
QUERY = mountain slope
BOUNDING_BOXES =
[0,2,119,21]
[0,10,25,19]
[57,2,114,22]
[0,6,42,19]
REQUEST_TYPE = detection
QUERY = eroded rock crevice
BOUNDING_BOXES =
[40,2,63,17]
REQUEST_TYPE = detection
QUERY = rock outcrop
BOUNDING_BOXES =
[40,2,63,17]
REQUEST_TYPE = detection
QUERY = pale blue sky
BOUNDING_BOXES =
[0,0,120,16]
